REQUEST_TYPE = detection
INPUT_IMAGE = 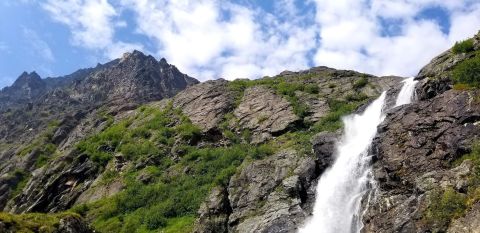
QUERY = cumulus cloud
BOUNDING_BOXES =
[119,0,317,80]
[312,0,480,76]
[41,0,480,80]
[42,0,144,59]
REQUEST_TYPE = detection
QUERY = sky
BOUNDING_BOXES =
[0,0,479,89]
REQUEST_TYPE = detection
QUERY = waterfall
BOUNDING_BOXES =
[395,77,418,107]
[299,78,417,233]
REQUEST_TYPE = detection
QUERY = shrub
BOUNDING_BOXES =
[175,122,201,141]
[0,212,82,233]
[426,187,467,227]
[312,99,363,132]
[452,39,475,54]
[345,93,368,102]
[353,76,368,89]
[452,55,480,87]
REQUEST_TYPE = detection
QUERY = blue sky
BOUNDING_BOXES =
[0,0,479,89]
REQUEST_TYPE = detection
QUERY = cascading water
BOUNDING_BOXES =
[299,78,417,233]
[395,77,418,107]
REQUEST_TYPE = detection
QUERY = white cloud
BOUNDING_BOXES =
[312,0,480,76]
[42,0,144,59]
[23,28,55,62]
[119,0,317,80]
[41,0,480,80]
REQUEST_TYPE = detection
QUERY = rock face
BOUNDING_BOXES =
[363,31,480,232]
[6,153,99,213]
[174,79,234,132]
[194,131,339,233]
[363,89,480,232]
[69,51,198,104]
[234,86,299,143]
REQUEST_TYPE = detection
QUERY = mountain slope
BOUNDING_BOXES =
[0,55,399,232]
[1,30,479,233]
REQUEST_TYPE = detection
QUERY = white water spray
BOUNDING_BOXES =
[395,77,418,107]
[299,78,417,233]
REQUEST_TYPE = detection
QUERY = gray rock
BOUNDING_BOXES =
[363,89,480,232]
[174,79,234,132]
[5,153,99,213]
[227,149,314,233]
[194,187,231,233]
[448,202,480,233]
[234,86,299,143]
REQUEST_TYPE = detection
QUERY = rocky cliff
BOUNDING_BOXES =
[362,31,480,232]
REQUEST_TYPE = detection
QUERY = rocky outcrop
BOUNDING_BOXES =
[227,149,314,233]
[5,153,99,213]
[69,51,198,104]
[174,79,234,132]
[194,187,232,233]
[234,86,299,143]
[362,89,480,232]
[194,131,339,233]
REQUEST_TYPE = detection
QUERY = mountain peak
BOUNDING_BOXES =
[119,50,157,65]
[13,71,43,88]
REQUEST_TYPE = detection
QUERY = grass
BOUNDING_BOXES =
[0,212,83,233]
[9,169,30,198]
[452,39,475,54]
[78,144,274,233]
[452,54,480,88]
[75,102,201,167]
[312,98,367,132]
[353,75,369,89]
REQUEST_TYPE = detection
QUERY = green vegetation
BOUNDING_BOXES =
[425,142,480,228]
[353,75,369,89]
[452,39,475,54]
[9,169,30,198]
[313,99,367,132]
[76,103,202,167]
[70,103,277,232]
[17,121,59,169]
[75,144,274,233]
[0,212,82,233]
[426,187,467,227]
[452,55,480,87]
